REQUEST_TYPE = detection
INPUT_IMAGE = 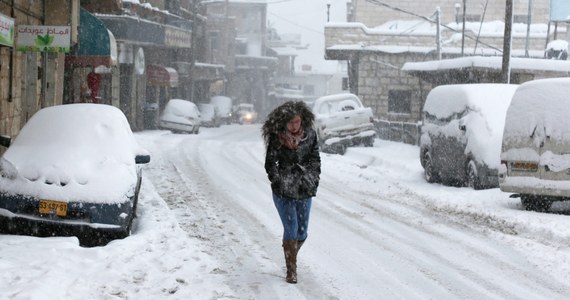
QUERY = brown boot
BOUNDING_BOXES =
[297,239,305,252]
[282,240,298,284]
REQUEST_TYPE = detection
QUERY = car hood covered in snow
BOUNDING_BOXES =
[0,104,147,204]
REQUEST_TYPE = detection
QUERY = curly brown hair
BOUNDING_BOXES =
[261,101,315,147]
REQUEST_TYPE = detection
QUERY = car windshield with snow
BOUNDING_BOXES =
[420,84,518,189]
[0,104,150,246]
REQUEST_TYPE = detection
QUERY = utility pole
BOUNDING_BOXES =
[502,0,513,83]
[461,0,466,56]
[525,0,532,57]
[435,7,441,60]
[189,0,198,102]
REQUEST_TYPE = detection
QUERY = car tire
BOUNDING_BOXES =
[337,144,347,155]
[466,160,481,190]
[423,151,439,183]
[521,195,553,212]
[363,137,374,147]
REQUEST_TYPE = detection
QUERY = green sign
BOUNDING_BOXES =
[0,13,14,47]
[16,25,70,53]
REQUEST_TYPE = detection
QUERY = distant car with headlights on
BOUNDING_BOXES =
[159,99,201,134]
[0,104,150,246]
[234,103,258,124]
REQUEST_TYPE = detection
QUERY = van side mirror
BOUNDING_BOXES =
[0,135,11,148]
[135,154,151,164]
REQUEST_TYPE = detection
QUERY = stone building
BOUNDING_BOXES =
[326,0,570,144]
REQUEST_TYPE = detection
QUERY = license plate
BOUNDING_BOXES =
[511,161,538,172]
[39,200,68,217]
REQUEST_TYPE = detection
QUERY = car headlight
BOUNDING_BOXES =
[245,113,252,120]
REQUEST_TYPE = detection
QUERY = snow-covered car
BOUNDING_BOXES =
[210,95,233,125]
[233,103,258,124]
[420,83,518,189]
[159,99,201,134]
[198,103,221,127]
[312,93,376,155]
[0,104,150,246]
[500,78,570,211]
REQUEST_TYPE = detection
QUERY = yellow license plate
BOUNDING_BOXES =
[511,161,538,172]
[39,200,68,217]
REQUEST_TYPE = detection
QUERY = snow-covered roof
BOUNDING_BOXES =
[326,20,557,38]
[403,56,570,73]
[270,46,299,57]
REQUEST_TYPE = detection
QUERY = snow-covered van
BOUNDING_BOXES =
[500,77,570,211]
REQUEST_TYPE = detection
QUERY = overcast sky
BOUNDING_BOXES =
[267,0,348,73]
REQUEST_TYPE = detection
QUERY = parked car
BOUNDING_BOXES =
[159,99,201,134]
[500,78,570,211]
[233,103,258,124]
[0,104,150,246]
[210,95,233,125]
[198,103,221,127]
[312,93,376,155]
[420,83,519,189]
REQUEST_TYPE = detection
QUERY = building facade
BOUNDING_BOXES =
[0,0,80,149]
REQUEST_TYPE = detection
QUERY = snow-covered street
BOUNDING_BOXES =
[2,124,570,299]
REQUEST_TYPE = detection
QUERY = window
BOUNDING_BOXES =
[458,14,481,22]
[342,77,349,90]
[513,14,530,24]
[388,90,412,114]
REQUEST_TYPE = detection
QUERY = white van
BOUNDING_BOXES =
[499,77,570,211]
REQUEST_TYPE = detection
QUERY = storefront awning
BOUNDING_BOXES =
[147,64,179,87]
[66,8,117,67]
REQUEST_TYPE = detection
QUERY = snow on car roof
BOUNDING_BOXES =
[503,77,570,143]
[424,84,519,120]
[0,104,146,203]
[162,99,200,120]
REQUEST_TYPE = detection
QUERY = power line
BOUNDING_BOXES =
[365,0,502,53]
[267,11,324,35]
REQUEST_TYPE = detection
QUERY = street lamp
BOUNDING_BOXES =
[327,1,331,22]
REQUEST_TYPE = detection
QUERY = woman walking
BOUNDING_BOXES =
[262,101,321,284]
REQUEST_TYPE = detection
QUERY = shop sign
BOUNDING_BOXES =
[165,27,191,48]
[0,13,14,47]
[16,25,71,53]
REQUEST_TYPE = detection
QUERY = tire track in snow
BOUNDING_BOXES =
[313,150,570,299]
[146,126,336,299]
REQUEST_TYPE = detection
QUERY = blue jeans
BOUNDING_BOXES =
[273,193,312,241]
